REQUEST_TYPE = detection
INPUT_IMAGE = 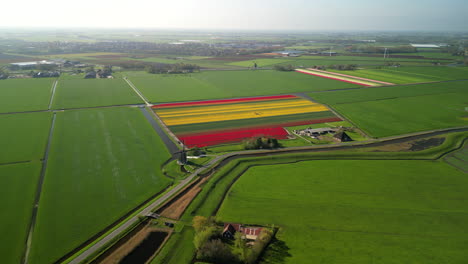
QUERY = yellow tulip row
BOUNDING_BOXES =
[158,98,317,119]
[159,101,329,126]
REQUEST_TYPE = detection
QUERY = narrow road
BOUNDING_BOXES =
[140,107,180,155]
[124,77,151,106]
[48,80,58,110]
[22,112,57,264]
[66,125,468,264]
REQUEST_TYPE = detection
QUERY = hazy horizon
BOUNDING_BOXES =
[1,0,467,31]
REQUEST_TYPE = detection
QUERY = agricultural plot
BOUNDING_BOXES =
[29,107,172,264]
[153,95,341,147]
[0,78,54,113]
[0,162,41,264]
[52,78,143,109]
[217,159,468,264]
[296,68,394,86]
[127,70,360,103]
[0,112,51,164]
[311,80,468,137]
[330,66,468,84]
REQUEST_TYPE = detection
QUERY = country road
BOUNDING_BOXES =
[66,125,468,264]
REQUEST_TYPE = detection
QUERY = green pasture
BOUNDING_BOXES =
[227,58,290,67]
[127,70,359,103]
[0,112,51,164]
[392,52,463,60]
[52,78,143,109]
[217,159,468,264]
[0,162,41,264]
[311,80,468,137]
[150,227,195,264]
[0,78,54,113]
[29,107,172,264]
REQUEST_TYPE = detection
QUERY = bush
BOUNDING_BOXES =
[198,239,239,264]
[243,137,280,150]
[273,64,295,71]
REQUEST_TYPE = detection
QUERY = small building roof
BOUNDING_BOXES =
[303,127,336,134]
[334,131,353,142]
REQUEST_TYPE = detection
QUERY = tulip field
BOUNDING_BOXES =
[296,68,394,86]
[153,95,341,147]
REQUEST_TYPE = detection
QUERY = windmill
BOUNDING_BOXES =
[176,140,188,165]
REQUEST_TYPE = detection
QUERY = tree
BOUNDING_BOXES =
[234,232,248,263]
[198,239,239,263]
[193,216,208,233]
[194,226,217,252]
[273,64,295,71]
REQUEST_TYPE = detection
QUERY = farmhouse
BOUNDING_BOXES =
[294,127,337,137]
[222,223,263,240]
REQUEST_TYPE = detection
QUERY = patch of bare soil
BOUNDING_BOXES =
[373,137,445,152]
[409,137,445,151]
[160,177,209,220]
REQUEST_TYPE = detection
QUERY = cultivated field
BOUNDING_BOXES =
[0,112,51,164]
[28,107,172,264]
[154,95,340,147]
[310,80,468,137]
[226,58,290,67]
[0,162,41,264]
[330,66,468,84]
[127,70,360,103]
[0,78,54,113]
[217,159,468,263]
[52,78,143,109]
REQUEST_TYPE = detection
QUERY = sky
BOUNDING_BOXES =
[1,0,467,31]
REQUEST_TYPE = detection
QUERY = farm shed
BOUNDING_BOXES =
[334,131,353,142]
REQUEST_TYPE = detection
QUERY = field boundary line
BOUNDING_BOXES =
[22,112,57,264]
[0,160,32,166]
[48,80,58,110]
[123,77,151,106]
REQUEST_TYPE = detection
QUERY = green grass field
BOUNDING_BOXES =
[0,162,41,264]
[217,159,468,264]
[0,112,52,164]
[52,78,143,109]
[127,70,359,103]
[29,107,172,264]
[310,80,468,137]
[0,78,54,113]
[329,66,468,84]
[150,227,195,264]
